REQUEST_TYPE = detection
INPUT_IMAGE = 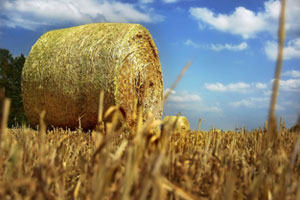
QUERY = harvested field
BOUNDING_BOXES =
[0,114,300,199]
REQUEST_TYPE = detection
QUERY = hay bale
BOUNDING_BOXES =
[22,23,163,129]
[210,128,222,134]
[163,116,190,133]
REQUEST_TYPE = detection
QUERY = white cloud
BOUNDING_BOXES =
[205,82,271,93]
[283,70,300,78]
[270,78,300,92]
[255,82,267,89]
[205,82,250,92]
[263,90,272,96]
[184,39,248,51]
[209,106,223,113]
[166,90,202,103]
[276,104,285,111]
[164,88,176,95]
[165,101,222,113]
[168,94,201,103]
[162,0,180,3]
[229,97,269,108]
[226,82,251,91]
[189,0,300,39]
[139,0,154,4]
[210,42,248,51]
[184,39,201,48]
[189,7,266,39]
[282,101,300,109]
[264,38,300,60]
[164,90,222,122]
[229,97,285,110]
[264,41,278,60]
[285,0,300,38]
[1,0,163,30]
[279,39,300,59]
[205,83,227,92]
[278,79,300,92]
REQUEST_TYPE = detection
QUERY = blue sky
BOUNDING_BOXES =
[0,0,300,130]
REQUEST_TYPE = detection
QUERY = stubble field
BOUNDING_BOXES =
[0,113,299,200]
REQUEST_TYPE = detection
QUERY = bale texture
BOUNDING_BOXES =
[163,116,190,133]
[22,23,163,129]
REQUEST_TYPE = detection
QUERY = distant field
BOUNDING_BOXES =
[0,121,299,200]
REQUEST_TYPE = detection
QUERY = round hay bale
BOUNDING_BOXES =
[163,116,190,133]
[22,23,163,130]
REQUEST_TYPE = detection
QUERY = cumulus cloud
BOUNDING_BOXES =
[255,82,267,89]
[210,42,248,51]
[168,94,201,103]
[162,0,180,3]
[184,39,202,48]
[264,41,277,60]
[278,79,300,92]
[276,104,285,111]
[263,90,272,96]
[205,82,250,92]
[268,77,300,92]
[165,90,202,103]
[209,106,223,113]
[164,88,176,96]
[205,82,271,93]
[189,0,300,39]
[165,99,222,113]
[184,39,248,51]
[229,97,284,110]
[229,97,269,108]
[264,38,300,60]
[139,0,154,4]
[282,70,300,78]
[205,83,227,92]
[189,7,266,39]
[0,0,163,30]
[164,90,223,123]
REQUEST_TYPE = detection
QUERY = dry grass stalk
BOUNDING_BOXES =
[22,23,163,130]
[163,61,191,103]
[0,98,11,140]
[267,0,286,142]
[198,118,202,132]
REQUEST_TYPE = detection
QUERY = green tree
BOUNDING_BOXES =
[0,48,28,127]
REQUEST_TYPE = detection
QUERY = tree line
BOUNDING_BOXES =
[0,48,28,127]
